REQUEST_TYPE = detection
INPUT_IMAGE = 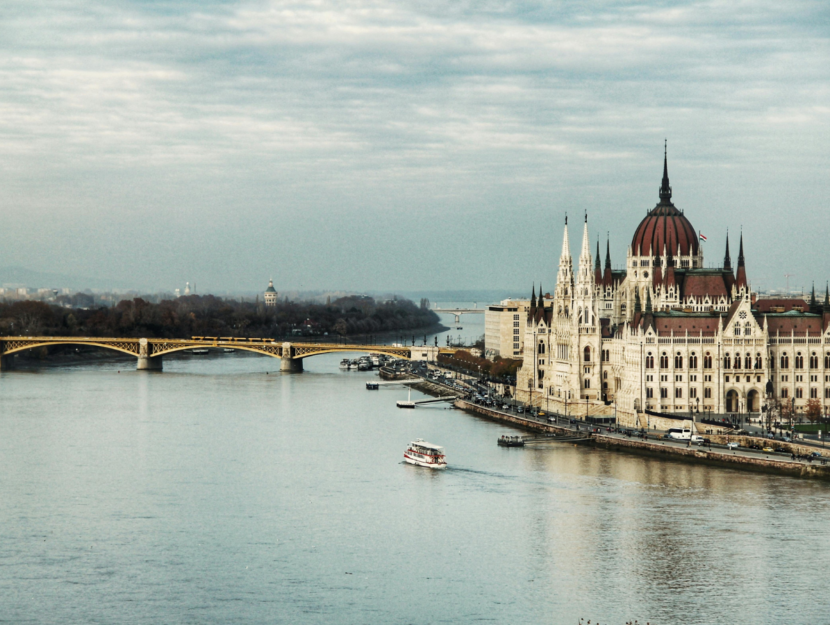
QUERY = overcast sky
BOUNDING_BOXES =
[1,0,828,295]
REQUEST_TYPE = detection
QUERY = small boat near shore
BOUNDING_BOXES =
[191,348,209,355]
[498,435,524,447]
[404,439,447,469]
[223,348,236,353]
[340,359,350,369]
[366,381,379,390]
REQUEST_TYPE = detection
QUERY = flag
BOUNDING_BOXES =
[699,232,707,242]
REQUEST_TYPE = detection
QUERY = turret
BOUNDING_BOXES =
[603,238,613,288]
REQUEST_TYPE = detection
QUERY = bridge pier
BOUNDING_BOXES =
[280,357,303,373]
[137,355,163,371]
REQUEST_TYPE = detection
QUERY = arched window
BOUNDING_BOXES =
[674,352,683,369]
[754,353,762,369]
[646,352,654,369]
[733,353,741,369]
[825,353,830,369]
[734,325,741,336]
[660,352,668,368]
[704,352,712,369]
[724,353,731,369]
[781,352,789,369]
[795,352,804,369]
[744,353,751,370]
[689,352,698,369]
[810,352,818,369]
[584,346,591,362]
[744,323,752,336]
[538,342,545,354]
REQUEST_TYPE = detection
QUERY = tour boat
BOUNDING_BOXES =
[404,439,447,469]
[191,348,209,355]
[498,435,524,447]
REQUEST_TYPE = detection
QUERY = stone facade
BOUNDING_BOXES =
[484,299,530,359]
[515,152,830,428]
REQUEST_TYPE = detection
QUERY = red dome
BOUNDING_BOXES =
[631,203,699,257]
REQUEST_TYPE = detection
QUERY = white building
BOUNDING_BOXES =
[264,279,278,307]
[515,150,829,428]
[484,299,530,359]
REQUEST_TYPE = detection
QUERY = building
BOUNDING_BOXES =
[264,279,278,307]
[484,299,530,359]
[515,148,830,428]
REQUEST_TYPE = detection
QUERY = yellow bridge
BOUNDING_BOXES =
[0,336,453,372]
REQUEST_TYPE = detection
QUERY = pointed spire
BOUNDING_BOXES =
[723,231,732,270]
[594,240,602,284]
[659,139,672,205]
[539,282,543,303]
[810,282,819,314]
[530,283,536,309]
[645,289,653,313]
[634,289,642,313]
[559,217,571,262]
[824,283,830,313]
[603,236,613,288]
[604,237,611,270]
[735,232,748,290]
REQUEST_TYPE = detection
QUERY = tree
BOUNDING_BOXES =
[806,398,822,424]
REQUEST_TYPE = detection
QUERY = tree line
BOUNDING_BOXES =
[0,294,442,340]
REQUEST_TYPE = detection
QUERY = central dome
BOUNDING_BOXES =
[631,149,699,258]
[631,204,699,257]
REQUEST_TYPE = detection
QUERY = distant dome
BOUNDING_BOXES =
[265,279,277,293]
[631,147,699,258]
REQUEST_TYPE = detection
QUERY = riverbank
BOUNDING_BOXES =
[446,391,830,481]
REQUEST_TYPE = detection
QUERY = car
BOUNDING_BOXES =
[811,452,823,458]
[726,442,738,450]
[762,447,774,452]
[516,407,524,414]
[502,404,510,410]
[783,437,792,442]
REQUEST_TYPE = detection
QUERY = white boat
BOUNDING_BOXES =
[340,359,350,369]
[191,348,209,355]
[223,348,236,353]
[404,439,447,469]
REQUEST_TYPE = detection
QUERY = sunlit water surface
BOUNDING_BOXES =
[2,341,829,624]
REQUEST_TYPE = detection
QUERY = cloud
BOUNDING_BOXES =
[0,0,828,291]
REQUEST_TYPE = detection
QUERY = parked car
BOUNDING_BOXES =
[762,447,775,452]
[516,406,524,414]
[726,442,739,450]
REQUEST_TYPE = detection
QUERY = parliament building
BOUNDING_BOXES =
[514,150,830,428]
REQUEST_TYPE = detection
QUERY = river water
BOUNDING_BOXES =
[2,314,829,624]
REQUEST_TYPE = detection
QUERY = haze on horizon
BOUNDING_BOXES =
[1,1,828,296]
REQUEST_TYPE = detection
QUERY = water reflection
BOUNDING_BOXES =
[0,350,828,624]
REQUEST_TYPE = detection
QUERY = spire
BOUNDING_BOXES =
[735,232,747,290]
[594,240,602,285]
[645,289,653,313]
[723,231,732,270]
[810,282,819,314]
[634,289,642,313]
[530,284,536,309]
[539,282,543,303]
[559,217,571,262]
[824,283,830,313]
[603,237,613,288]
[659,139,672,205]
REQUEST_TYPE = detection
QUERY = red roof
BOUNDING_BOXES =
[681,274,730,298]
[631,204,699,257]
[754,299,808,313]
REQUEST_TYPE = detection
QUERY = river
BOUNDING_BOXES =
[1,315,829,624]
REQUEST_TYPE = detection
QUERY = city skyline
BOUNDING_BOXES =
[1,1,828,293]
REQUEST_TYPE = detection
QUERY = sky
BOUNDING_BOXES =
[1,0,828,295]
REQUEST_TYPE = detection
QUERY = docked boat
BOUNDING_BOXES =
[404,439,447,469]
[340,359,350,369]
[497,435,524,447]
[223,348,236,353]
[366,381,379,390]
[191,348,209,355]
